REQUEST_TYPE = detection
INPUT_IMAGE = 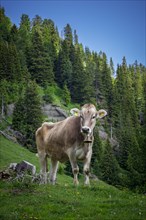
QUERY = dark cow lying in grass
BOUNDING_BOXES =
[36,104,107,185]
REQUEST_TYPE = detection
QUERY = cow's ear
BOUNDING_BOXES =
[96,109,107,119]
[70,108,80,116]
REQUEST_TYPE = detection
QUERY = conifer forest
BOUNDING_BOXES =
[0,7,146,192]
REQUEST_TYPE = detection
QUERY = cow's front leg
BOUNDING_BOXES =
[49,158,59,185]
[68,153,79,185]
[72,164,79,185]
[83,149,92,185]
[67,149,79,185]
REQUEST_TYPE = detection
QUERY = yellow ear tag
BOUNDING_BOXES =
[74,112,79,116]
[99,112,105,117]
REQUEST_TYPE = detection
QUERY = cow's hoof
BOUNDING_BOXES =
[49,179,56,185]
[84,183,90,187]
[40,180,48,185]
[73,180,79,186]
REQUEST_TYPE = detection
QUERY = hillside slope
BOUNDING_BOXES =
[0,136,39,170]
[0,135,146,220]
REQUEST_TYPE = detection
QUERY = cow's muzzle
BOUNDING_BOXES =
[84,134,93,143]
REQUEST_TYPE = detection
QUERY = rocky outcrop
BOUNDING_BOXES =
[0,127,26,145]
[99,130,108,140]
[42,104,68,121]
[7,103,68,122]
[15,160,36,175]
[7,104,15,117]
[98,129,119,149]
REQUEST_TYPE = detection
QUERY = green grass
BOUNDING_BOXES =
[0,135,146,220]
[0,135,40,171]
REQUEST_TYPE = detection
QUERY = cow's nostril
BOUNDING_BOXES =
[82,127,90,134]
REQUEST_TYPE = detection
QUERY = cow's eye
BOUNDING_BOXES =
[92,115,96,119]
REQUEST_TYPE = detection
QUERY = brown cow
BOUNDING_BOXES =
[36,104,107,185]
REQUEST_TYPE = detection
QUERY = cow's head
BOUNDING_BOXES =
[70,104,107,139]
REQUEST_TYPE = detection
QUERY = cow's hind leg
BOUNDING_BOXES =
[49,158,59,185]
[38,152,48,184]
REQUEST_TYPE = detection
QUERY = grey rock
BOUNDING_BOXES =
[7,104,15,116]
[9,163,17,170]
[15,160,36,175]
[42,104,68,121]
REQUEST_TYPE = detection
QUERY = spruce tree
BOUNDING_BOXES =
[71,46,87,103]
[73,29,78,45]
[55,41,72,89]
[140,68,146,174]
[64,24,73,50]
[93,52,103,105]
[83,48,96,103]
[0,80,9,117]
[10,24,18,43]
[23,81,43,150]
[12,81,43,151]
[12,96,26,133]
[91,127,103,177]
[110,57,115,76]
[0,41,8,80]
[42,18,60,64]
[28,29,54,87]
[0,41,21,82]
[16,14,31,68]
[0,6,11,42]
[112,57,141,188]
[8,43,22,81]
[63,83,71,106]
[32,15,42,27]
[130,62,143,117]
[100,139,119,185]
[101,53,113,116]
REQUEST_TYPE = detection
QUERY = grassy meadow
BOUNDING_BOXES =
[0,136,146,220]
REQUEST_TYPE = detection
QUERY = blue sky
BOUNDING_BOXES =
[1,0,146,68]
